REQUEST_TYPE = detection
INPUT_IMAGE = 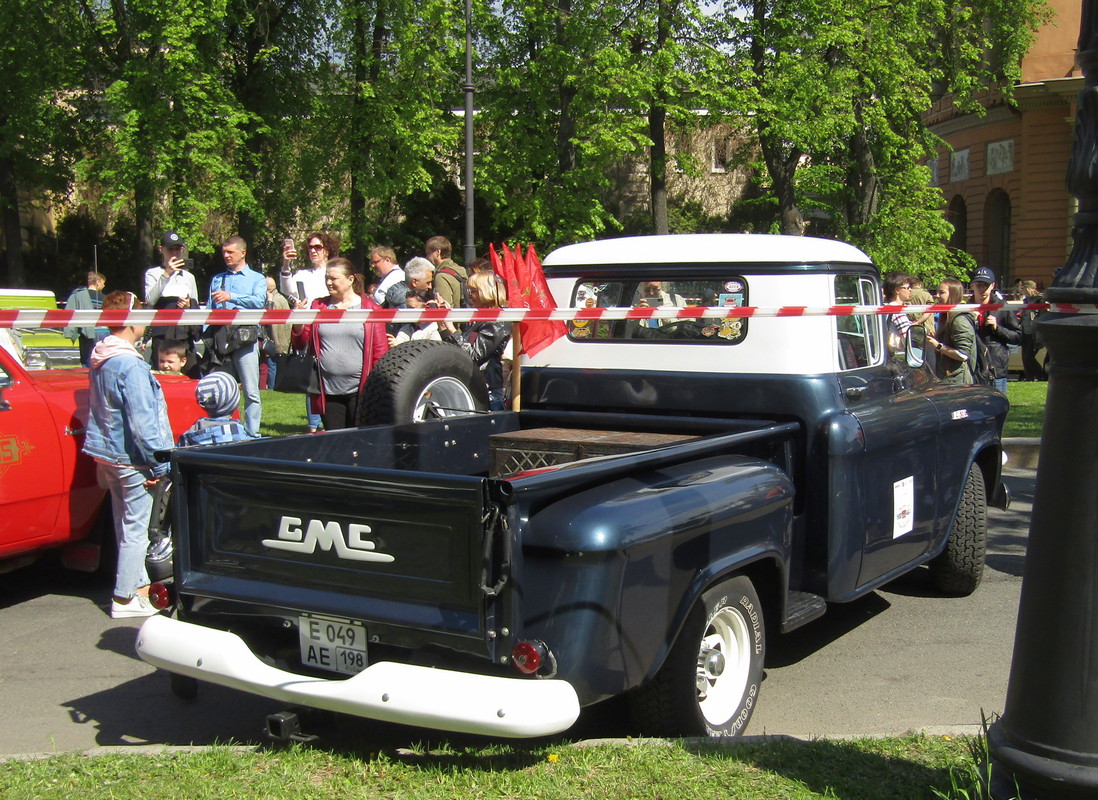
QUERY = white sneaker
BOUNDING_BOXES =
[110,595,161,619]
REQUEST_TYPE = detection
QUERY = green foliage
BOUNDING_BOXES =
[1,0,1053,279]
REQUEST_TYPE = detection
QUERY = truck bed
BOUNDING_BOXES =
[168,410,798,677]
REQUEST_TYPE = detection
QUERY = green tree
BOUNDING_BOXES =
[0,0,86,286]
[77,0,255,269]
[331,0,465,262]
[477,0,653,248]
[716,0,1046,274]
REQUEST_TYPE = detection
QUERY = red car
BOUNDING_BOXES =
[0,343,206,573]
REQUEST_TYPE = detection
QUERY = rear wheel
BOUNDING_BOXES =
[357,340,488,426]
[930,462,987,595]
[628,575,765,737]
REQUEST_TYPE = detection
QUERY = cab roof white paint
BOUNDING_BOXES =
[543,234,873,268]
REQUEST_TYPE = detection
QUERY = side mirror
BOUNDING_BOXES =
[906,326,927,368]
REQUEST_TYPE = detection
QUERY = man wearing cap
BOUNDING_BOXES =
[144,232,201,371]
[144,232,200,307]
[971,266,1022,394]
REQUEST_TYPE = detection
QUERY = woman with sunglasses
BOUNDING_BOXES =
[280,231,339,432]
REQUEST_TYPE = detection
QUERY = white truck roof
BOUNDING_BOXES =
[543,234,873,268]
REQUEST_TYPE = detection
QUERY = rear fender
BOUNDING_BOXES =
[518,455,794,705]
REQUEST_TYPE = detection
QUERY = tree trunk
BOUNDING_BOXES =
[0,154,25,286]
[650,105,669,234]
[134,173,155,275]
[348,0,385,267]
[649,0,670,235]
[556,0,577,176]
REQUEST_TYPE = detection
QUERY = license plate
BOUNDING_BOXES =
[298,614,368,675]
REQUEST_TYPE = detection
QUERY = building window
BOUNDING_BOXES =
[711,137,732,173]
[951,149,970,182]
[986,189,1012,284]
[947,195,968,254]
[987,140,1014,175]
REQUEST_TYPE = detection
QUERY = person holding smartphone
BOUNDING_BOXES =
[143,231,201,373]
[279,231,340,432]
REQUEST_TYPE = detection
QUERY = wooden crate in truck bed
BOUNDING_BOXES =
[489,427,698,477]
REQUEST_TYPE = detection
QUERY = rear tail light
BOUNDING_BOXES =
[511,639,548,675]
[148,582,173,610]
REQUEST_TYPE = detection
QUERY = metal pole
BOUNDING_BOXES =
[463,0,476,265]
[987,3,1098,797]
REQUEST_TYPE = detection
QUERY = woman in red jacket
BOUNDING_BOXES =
[291,257,388,429]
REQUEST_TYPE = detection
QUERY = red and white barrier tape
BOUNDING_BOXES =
[0,302,1082,329]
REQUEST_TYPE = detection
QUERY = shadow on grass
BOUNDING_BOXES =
[681,735,979,800]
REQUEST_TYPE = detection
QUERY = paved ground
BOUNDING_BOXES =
[0,466,1034,756]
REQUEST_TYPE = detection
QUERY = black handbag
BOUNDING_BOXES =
[272,351,320,393]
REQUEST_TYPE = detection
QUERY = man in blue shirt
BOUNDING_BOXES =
[207,235,266,437]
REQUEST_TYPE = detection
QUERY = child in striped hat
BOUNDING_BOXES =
[177,371,252,446]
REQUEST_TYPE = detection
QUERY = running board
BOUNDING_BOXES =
[781,591,827,633]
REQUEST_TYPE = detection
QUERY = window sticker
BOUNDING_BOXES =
[893,476,914,538]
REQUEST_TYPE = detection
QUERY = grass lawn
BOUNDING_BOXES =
[0,734,997,800]
[255,382,1047,439]
[1003,380,1047,438]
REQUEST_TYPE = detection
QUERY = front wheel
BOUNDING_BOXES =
[929,462,987,595]
[628,575,765,737]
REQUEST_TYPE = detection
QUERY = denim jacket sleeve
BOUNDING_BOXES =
[121,364,174,475]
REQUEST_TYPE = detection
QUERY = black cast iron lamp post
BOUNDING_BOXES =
[987,2,1098,796]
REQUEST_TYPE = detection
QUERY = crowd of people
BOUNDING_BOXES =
[67,234,1047,621]
[884,267,1045,388]
[72,231,512,619]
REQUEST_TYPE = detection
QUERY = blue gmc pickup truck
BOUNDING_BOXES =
[136,234,1009,739]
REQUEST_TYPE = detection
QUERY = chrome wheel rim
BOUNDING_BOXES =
[695,605,751,725]
[412,377,478,422]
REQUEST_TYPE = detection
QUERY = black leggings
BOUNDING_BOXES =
[322,393,359,430]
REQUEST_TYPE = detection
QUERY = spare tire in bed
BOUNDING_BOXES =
[357,340,490,426]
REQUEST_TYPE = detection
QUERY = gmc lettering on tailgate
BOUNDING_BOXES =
[261,516,395,563]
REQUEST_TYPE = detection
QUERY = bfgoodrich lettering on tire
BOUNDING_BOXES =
[930,462,987,596]
[628,574,765,737]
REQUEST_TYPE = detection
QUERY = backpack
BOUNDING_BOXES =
[436,265,468,306]
[962,314,996,387]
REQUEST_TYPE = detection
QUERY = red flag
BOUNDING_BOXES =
[518,244,567,357]
[497,243,522,309]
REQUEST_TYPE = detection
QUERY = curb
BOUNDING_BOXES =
[1003,437,1040,469]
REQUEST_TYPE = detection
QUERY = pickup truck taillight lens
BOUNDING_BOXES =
[148,582,173,610]
[511,640,547,675]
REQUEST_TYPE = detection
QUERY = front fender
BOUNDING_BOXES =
[517,455,793,705]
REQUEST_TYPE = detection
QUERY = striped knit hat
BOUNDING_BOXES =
[195,372,240,418]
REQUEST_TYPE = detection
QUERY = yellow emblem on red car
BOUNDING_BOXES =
[0,434,34,478]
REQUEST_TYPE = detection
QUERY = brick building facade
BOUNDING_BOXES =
[926,0,1081,289]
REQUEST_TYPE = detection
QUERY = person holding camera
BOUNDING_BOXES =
[143,231,201,373]
[144,231,200,307]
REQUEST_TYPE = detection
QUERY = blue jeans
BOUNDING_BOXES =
[228,341,262,437]
[306,397,322,431]
[98,462,154,599]
[994,376,1008,394]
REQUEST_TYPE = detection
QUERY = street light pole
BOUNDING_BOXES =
[987,3,1098,797]
[463,0,476,265]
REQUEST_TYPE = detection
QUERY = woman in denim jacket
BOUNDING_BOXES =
[83,291,175,619]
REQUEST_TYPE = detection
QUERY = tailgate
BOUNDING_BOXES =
[171,449,500,655]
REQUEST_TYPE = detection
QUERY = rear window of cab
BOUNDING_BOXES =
[568,279,748,344]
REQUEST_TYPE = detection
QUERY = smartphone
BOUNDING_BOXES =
[297,281,307,302]
[282,237,294,250]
